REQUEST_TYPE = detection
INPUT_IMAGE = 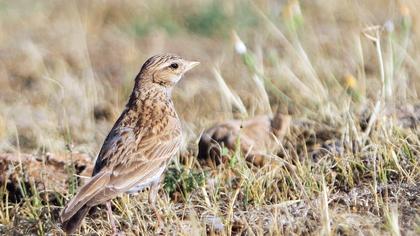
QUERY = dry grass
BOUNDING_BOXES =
[0,0,419,235]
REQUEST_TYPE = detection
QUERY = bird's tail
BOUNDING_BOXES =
[60,172,110,234]
[61,205,90,234]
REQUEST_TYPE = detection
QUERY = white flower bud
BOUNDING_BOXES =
[232,31,247,55]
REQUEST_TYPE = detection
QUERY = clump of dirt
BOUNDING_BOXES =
[0,153,93,202]
[198,112,291,167]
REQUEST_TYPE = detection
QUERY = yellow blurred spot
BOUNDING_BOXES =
[399,4,410,17]
[344,74,357,89]
[283,0,302,20]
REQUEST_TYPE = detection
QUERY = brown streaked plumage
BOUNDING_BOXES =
[61,54,199,234]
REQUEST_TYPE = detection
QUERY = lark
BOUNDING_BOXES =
[61,54,199,234]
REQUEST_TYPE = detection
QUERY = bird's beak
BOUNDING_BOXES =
[184,61,200,72]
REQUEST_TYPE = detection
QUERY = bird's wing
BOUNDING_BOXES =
[63,118,181,217]
[107,121,182,191]
[88,116,181,201]
[62,126,137,221]
[92,126,137,176]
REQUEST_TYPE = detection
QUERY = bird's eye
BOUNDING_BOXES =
[169,63,179,69]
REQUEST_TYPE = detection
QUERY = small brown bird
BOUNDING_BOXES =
[61,54,199,234]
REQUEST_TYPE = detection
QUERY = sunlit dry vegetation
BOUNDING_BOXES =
[0,0,419,235]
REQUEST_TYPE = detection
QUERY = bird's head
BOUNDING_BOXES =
[137,54,199,87]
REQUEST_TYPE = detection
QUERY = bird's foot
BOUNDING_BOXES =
[152,206,164,230]
[106,201,123,236]
[109,219,125,236]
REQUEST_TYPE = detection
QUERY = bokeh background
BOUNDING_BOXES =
[0,0,419,235]
[1,0,418,154]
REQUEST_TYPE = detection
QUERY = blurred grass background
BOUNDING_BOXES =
[0,0,418,154]
[0,0,419,235]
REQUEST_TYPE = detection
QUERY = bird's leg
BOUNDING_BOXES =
[106,201,119,235]
[149,181,163,227]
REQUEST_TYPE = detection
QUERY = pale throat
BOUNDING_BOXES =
[168,74,182,84]
[165,87,173,97]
